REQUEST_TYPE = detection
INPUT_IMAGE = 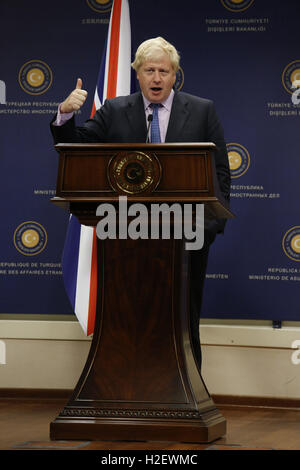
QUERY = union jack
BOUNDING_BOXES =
[62,0,132,335]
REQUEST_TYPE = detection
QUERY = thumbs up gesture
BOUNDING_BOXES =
[60,78,88,113]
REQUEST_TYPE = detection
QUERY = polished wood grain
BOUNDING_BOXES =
[51,237,225,442]
[1,398,300,450]
[52,143,233,219]
[50,143,232,442]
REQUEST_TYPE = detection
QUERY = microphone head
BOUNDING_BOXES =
[148,114,153,122]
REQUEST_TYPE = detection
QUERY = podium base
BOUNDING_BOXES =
[50,238,226,444]
[50,408,226,443]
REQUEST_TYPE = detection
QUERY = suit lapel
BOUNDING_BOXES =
[125,92,148,142]
[124,91,190,143]
[165,92,189,142]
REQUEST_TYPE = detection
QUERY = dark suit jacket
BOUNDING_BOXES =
[50,91,230,239]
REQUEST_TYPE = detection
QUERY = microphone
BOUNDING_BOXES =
[146,113,153,143]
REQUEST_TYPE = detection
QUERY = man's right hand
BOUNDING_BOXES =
[60,78,88,113]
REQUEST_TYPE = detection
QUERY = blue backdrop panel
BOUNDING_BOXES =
[0,0,299,321]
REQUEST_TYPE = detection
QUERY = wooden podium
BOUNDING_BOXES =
[50,143,233,443]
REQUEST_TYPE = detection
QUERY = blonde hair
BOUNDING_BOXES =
[131,37,180,73]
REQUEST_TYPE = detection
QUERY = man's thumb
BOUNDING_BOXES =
[76,78,82,90]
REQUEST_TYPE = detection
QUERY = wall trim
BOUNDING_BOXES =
[1,388,300,410]
[0,319,90,341]
[1,319,300,349]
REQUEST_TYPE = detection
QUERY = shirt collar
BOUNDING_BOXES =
[142,89,175,112]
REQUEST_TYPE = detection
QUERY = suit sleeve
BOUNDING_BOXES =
[205,101,231,239]
[50,100,113,144]
[206,101,231,202]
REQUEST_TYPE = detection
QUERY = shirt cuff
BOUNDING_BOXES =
[53,104,74,126]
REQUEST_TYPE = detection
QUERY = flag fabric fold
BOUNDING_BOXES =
[62,0,132,336]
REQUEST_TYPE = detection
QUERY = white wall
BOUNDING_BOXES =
[201,321,300,399]
[1,318,300,399]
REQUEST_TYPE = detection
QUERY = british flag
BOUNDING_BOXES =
[62,0,132,336]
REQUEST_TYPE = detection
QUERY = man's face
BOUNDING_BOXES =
[136,53,176,103]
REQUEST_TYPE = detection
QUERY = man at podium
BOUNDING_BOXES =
[50,36,230,371]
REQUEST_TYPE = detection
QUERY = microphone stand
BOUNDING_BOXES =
[146,114,153,143]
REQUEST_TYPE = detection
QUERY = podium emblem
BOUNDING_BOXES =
[108,151,161,194]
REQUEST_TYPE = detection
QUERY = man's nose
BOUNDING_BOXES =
[153,70,161,82]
